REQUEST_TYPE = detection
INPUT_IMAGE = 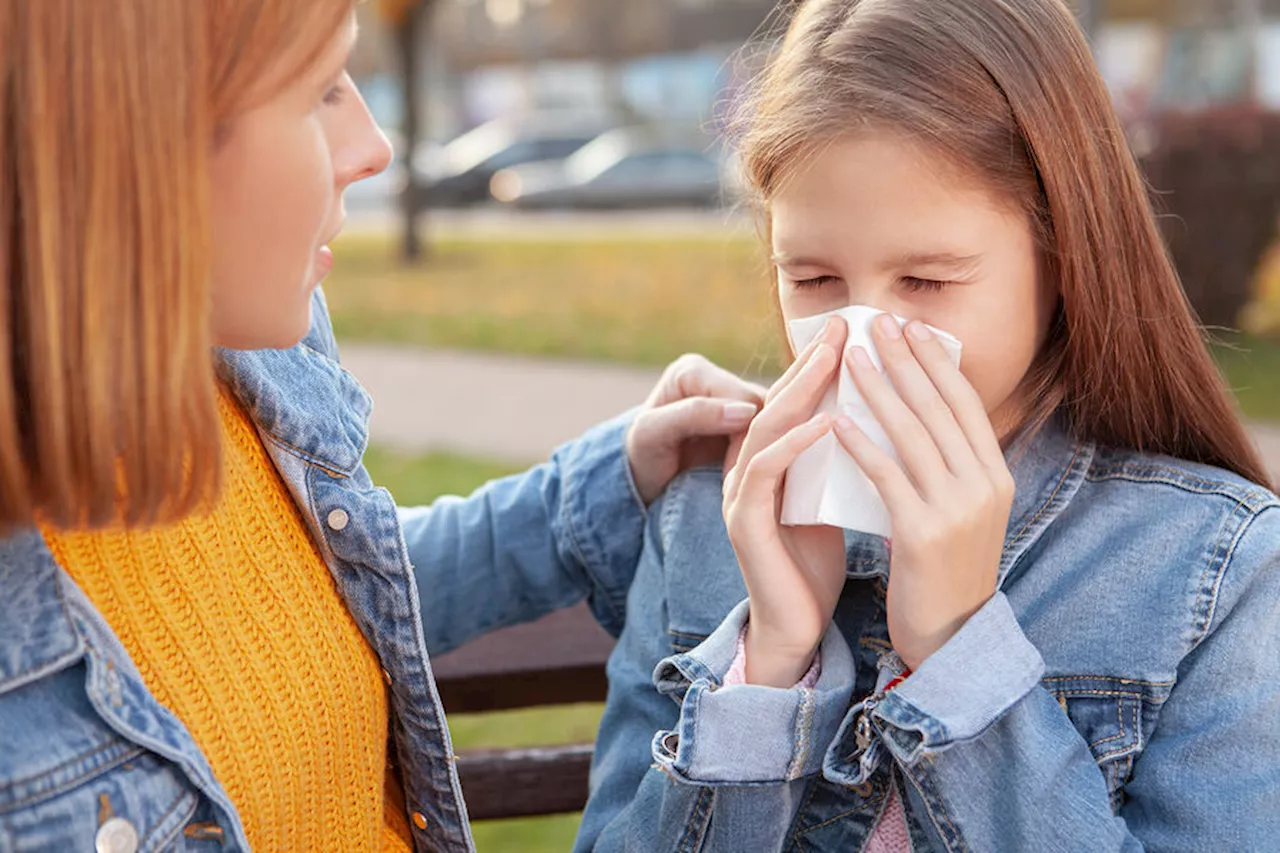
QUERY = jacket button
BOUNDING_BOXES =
[412,811,428,830]
[96,817,139,853]
[327,508,350,531]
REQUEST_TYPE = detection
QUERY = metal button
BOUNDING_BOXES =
[412,811,428,831]
[96,817,139,853]
[327,508,350,531]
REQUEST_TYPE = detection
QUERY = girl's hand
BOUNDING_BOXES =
[722,317,850,688]
[836,314,1015,671]
[627,354,770,505]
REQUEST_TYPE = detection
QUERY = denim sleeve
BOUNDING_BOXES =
[869,505,1280,851]
[581,586,856,853]
[398,411,647,655]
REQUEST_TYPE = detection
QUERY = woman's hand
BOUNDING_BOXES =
[722,317,851,688]
[835,314,1014,671]
[627,354,769,506]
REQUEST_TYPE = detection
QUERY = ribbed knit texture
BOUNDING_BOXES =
[43,386,413,852]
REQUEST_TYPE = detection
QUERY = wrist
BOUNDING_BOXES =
[743,624,820,688]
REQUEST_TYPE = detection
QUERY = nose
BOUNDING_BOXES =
[342,124,393,188]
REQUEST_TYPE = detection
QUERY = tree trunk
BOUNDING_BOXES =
[396,3,430,263]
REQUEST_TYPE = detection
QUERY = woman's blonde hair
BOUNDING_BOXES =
[0,0,354,532]
[736,0,1270,487]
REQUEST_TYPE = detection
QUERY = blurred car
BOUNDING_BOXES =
[417,117,606,207]
[488,128,727,210]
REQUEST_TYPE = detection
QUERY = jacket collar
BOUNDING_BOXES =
[215,341,372,478]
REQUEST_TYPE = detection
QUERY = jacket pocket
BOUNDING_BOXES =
[1042,675,1171,812]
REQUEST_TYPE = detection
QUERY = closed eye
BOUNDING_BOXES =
[793,275,841,289]
[903,276,950,293]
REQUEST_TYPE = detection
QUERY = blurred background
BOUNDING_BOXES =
[328,0,1280,848]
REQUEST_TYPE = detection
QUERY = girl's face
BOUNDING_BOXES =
[209,12,392,350]
[771,132,1057,439]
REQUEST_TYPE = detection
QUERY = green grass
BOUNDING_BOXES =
[1210,331,1280,423]
[328,232,1280,423]
[361,447,604,852]
[326,231,785,377]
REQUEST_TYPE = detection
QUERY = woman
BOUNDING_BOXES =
[0,2,762,850]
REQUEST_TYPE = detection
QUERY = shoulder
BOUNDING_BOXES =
[1075,447,1279,634]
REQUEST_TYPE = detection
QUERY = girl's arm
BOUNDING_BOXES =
[866,504,1280,851]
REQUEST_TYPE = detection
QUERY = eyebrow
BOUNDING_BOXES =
[771,251,983,274]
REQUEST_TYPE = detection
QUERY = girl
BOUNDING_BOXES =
[578,0,1280,850]
[0,2,764,851]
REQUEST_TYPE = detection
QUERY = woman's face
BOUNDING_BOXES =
[770,131,1057,439]
[209,12,391,350]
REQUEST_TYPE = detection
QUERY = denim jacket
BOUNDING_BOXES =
[578,419,1280,852]
[0,290,646,852]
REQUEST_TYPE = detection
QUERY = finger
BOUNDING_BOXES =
[735,413,832,511]
[765,315,849,405]
[902,320,1006,472]
[869,314,983,479]
[736,341,839,473]
[845,344,951,499]
[660,354,769,408]
[833,414,925,519]
[633,396,761,450]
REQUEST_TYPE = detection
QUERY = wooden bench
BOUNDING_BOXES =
[432,603,616,821]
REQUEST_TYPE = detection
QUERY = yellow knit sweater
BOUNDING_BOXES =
[43,386,413,852]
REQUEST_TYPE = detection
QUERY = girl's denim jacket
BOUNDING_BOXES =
[577,421,1280,852]
[0,291,647,852]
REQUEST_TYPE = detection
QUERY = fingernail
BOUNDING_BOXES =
[907,321,933,341]
[848,346,875,371]
[722,401,758,427]
[876,314,902,339]
[835,415,857,434]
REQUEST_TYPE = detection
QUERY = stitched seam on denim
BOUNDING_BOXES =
[1191,497,1254,649]
[1195,501,1266,651]
[139,787,199,852]
[789,776,825,838]
[559,446,622,628]
[789,688,816,781]
[1008,445,1083,549]
[1086,699,1129,750]
[1086,465,1275,510]
[1043,676,1175,689]
[1095,701,1142,761]
[799,785,890,837]
[668,629,708,642]
[0,560,85,695]
[859,636,894,654]
[677,786,715,853]
[262,431,349,479]
[2,742,144,812]
[900,762,969,853]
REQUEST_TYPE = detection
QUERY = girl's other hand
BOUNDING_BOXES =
[836,314,1014,671]
[722,316,850,688]
[627,355,770,506]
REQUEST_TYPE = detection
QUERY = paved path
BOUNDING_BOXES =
[341,343,1280,485]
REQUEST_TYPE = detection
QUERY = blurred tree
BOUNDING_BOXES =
[377,0,437,262]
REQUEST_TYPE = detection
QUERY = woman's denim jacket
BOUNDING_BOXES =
[577,421,1280,852]
[0,291,647,852]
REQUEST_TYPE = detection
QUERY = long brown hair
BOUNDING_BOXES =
[0,0,354,533]
[735,0,1270,488]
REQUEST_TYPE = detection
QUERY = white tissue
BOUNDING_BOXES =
[780,305,962,536]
